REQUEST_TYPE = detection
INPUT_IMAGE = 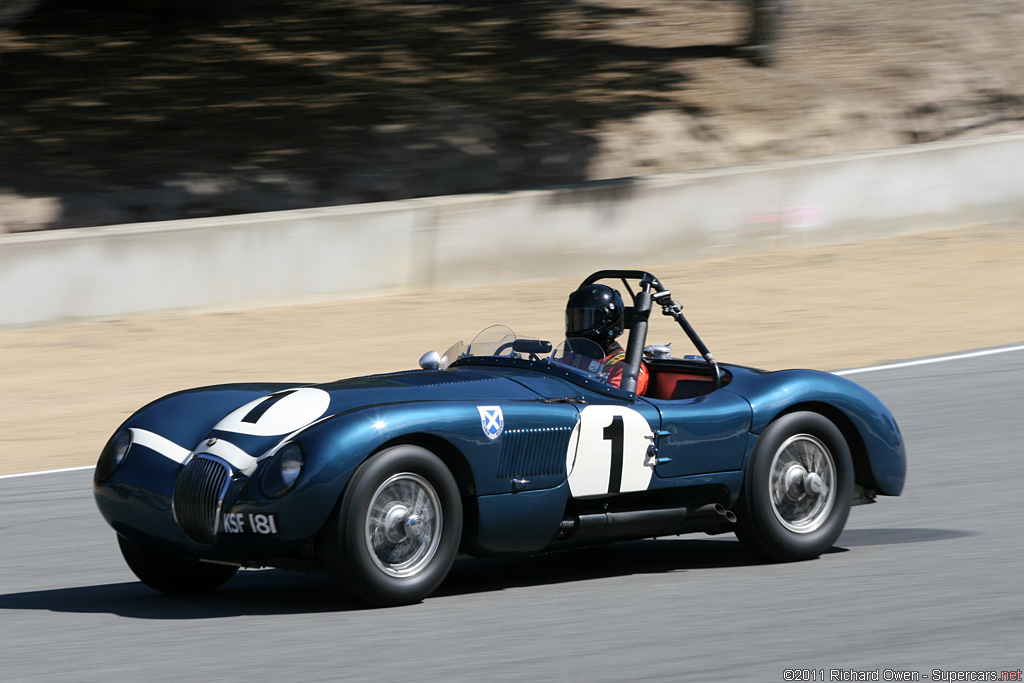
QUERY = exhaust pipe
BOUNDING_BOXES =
[702,504,738,535]
[556,502,735,544]
[707,503,737,524]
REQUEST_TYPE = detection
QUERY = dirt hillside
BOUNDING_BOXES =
[2,0,1023,231]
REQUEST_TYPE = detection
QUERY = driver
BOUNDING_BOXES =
[565,284,649,395]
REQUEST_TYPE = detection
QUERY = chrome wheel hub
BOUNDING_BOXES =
[365,473,442,578]
[768,434,836,533]
[404,514,426,540]
[381,504,413,544]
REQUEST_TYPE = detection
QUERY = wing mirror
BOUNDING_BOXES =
[419,350,441,370]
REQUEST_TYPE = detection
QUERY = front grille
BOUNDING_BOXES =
[172,455,231,545]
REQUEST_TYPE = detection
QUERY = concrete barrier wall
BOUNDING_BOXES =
[3,132,1023,327]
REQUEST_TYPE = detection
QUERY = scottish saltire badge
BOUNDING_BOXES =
[477,406,504,441]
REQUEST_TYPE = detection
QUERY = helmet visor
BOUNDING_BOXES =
[566,308,603,336]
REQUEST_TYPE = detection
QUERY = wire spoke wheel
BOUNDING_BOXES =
[324,444,462,606]
[768,434,836,533]
[365,472,442,578]
[735,412,853,562]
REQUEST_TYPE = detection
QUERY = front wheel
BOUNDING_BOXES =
[323,444,463,607]
[734,412,853,562]
[118,534,238,593]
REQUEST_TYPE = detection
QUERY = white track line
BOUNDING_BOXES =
[834,344,1024,376]
[0,464,94,481]
[4,344,1023,481]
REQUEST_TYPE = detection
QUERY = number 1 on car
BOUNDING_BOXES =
[567,406,654,498]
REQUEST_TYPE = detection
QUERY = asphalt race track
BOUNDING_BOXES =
[2,347,1022,682]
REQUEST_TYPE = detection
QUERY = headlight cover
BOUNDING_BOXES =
[261,442,305,498]
[95,429,132,483]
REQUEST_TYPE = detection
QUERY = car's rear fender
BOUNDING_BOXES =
[727,370,906,496]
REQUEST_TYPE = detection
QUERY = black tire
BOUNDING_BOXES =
[117,534,238,594]
[323,444,463,607]
[734,411,853,562]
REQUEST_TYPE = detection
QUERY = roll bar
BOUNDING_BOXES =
[578,270,721,393]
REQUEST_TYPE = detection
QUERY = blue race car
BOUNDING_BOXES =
[94,270,906,606]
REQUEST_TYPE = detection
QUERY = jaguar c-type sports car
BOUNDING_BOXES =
[94,270,906,606]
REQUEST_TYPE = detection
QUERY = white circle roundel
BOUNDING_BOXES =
[214,387,331,436]
[567,405,654,498]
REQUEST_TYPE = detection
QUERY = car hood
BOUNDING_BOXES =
[194,368,541,466]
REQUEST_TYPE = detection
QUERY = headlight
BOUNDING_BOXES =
[95,429,132,483]
[261,442,305,498]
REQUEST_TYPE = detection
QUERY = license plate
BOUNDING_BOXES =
[221,512,280,535]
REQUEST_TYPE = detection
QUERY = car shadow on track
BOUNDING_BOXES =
[0,528,973,618]
[835,526,978,547]
[439,526,974,596]
[438,536,759,598]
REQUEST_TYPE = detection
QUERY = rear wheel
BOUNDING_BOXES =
[323,444,462,607]
[118,534,238,594]
[734,412,853,562]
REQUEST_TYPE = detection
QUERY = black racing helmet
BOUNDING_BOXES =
[565,284,625,342]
